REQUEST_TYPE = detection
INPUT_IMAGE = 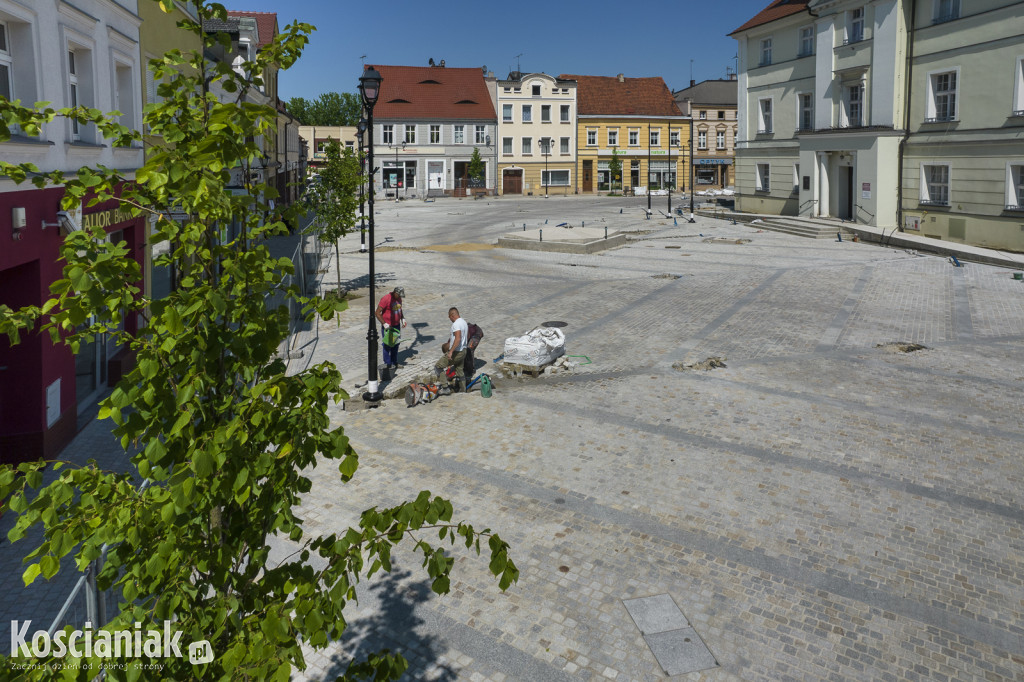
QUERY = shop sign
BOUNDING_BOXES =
[695,158,732,165]
[861,182,871,199]
[82,207,135,230]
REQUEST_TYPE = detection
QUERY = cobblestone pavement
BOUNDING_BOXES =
[4,195,1024,681]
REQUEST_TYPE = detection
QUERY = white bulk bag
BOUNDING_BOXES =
[503,327,566,367]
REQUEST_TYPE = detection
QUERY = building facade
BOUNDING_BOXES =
[732,0,1024,252]
[299,125,357,170]
[369,63,498,198]
[563,74,688,196]
[493,72,577,196]
[0,0,145,463]
[674,78,738,190]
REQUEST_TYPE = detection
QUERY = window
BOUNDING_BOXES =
[698,130,707,150]
[921,164,950,205]
[670,130,680,147]
[539,137,552,155]
[699,110,707,120]
[587,129,597,146]
[454,125,464,144]
[848,8,865,44]
[1006,164,1024,209]
[718,111,725,119]
[383,160,416,189]
[799,26,815,57]
[798,92,814,131]
[502,137,512,155]
[649,160,675,190]
[0,21,12,102]
[503,103,512,122]
[503,86,511,93]
[404,124,416,143]
[629,129,639,146]
[475,125,487,144]
[532,84,541,96]
[607,129,618,146]
[430,124,441,144]
[758,97,773,133]
[716,130,725,149]
[561,104,570,122]
[756,163,771,192]
[927,70,957,122]
[933,0,960,23]
[522,137,532,154]
[649,129,660,146]
[844,84,863,127]
[68,50,80,140]
[380,125,393,145]
[114,61,136,134]
[522,104,532,122]
[760,37,772,66]
[560,137,570,154]
[541,104,551,122]
[316,140,329,154]
[1015,58,1024,116]
[541,170,570,186]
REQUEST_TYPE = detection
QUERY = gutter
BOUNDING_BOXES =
[896,0,917,234]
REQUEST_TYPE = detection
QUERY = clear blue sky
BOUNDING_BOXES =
[223,0,775,101]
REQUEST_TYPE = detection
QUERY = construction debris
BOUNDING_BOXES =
[875,342,928,353]
[672,356,727,371]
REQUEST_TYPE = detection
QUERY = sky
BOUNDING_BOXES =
[222,0,776,101]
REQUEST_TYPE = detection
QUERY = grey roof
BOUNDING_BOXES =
[202,18,240,33]
[673,79,738,106]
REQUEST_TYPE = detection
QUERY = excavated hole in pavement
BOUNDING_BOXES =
[876,342,929,353]
[672,357,727,371]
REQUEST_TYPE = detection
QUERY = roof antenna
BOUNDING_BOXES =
[515,53,522,73]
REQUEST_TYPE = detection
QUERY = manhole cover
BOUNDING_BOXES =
[542,321,568,328]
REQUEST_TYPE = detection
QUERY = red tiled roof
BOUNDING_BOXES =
[226,10,277,48]
[369,65,496,121]
[559,75,682,117]
[729,0,810,35]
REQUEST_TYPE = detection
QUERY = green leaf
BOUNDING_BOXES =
[22,563,40,586]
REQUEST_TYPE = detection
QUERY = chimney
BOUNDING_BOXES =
[617,73,624,82]
[440,59,446,67]
[690,79,696,87]
[730,73,737,81]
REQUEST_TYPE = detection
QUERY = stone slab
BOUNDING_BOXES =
[643,628,718,676]
[622,594,689,634]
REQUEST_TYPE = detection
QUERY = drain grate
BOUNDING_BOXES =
[623,594,717,676]
[541,321,568,328]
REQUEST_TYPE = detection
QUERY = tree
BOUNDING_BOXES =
[468,147,485,187]
[608,148,622,195]
[286,92,361,126]
[0,2,517,680]
[304,138,360,302]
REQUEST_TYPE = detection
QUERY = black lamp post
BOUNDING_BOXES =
[356,118,367,253]
[359,66,382,402]
[689,100,695,215]
[388,141,407,201]
[541,138,550,197]
[667,123,672,215]
[647,123,652,211]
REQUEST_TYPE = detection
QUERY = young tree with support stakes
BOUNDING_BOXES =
[468,147,485,189]
[0,2,517,680]
[608,148,622,195]
[305,138,360,306]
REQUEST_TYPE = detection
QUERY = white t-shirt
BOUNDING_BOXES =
[449,317,469,352]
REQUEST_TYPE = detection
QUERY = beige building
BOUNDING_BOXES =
[493,73,578,195]
[674,78,738,190]
[298,125,357,170]
[732,0,1024,252]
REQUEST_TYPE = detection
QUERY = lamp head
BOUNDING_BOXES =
[359,66,382,106]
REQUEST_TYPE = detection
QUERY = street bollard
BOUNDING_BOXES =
[540,229,543,242]
[604,226,607,239]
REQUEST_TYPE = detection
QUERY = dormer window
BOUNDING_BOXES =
[532,84,541,96]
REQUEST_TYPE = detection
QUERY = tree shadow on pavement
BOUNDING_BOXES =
[321,565,457,681]
[334,271,398,294]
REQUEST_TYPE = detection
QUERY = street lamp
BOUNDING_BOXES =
[689,98,695,216]
[667,123,673,215]
[541,138,551,197]
[356,118,367,253]
[388,141,407,201]
[647,123,652,211]
[359,65,382,403]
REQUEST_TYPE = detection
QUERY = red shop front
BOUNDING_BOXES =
[0,189,144,465]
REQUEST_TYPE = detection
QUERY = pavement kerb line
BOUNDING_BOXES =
[660,269,788,367]
[814,263,876,352]
[348,429,1024,657]
[951,267,976,342]
[519,392,1024,524]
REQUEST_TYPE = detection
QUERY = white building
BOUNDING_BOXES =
[731,0,1024,252]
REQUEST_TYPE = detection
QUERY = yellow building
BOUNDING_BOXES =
[562,74,688,197]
